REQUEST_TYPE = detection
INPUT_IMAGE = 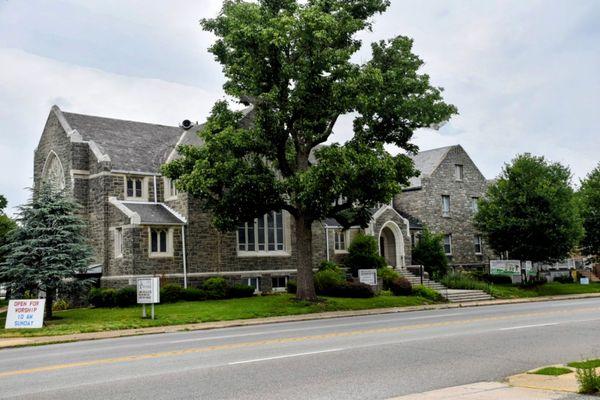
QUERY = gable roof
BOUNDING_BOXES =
[406,145,455,189]
[61,110,185,173]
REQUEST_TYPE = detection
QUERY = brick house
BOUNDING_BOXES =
[394,145,494,270]
[34,106,413,290]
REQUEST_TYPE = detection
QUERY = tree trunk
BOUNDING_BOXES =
[294,216,317,301]
[45,288,54,320]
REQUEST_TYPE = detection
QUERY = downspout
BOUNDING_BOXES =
[153,175,158,203]
[181,225,188,289]
[325,225,330,262]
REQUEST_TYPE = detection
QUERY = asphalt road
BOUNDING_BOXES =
[1,298,600,399]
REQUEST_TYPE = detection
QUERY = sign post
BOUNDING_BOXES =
[4,299,46,329]
[358,269,377,286]
[137,277,160,319]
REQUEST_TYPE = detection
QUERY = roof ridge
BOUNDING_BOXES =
[62,110,182,130]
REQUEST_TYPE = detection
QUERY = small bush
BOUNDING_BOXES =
[314,269,345,294]
[319,260,340,272]
[102,289,117,307]
[160,284,184,303]
[87,288,104,307]
[52,299,70,311]
[287,280,297,294]
[228,284,255,298]
[576,367,600,394]
[412,285,444,302]
[115,287,137,307]
[521,276,547,288]
[554,275,574,284]
[183,287,206,301]
[324,282,375,298]
[441,273,490,291]
[345,234,386,276]
[202,277,229,299]
[378,267,401,289]
[389,277,412,296]
[480,274,513,285]
[87,288,117,308]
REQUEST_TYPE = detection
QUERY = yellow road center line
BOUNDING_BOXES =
[1,306,599,379]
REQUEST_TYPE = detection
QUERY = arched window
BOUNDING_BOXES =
[42,151,66,190]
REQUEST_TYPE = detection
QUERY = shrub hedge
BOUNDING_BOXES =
[227,284,255,298]
[322,281,375,298]
[115,287,137,307]
[389,277,412,296]
[202,277,228,299]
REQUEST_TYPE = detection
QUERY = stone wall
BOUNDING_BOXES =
[395,146,493,268]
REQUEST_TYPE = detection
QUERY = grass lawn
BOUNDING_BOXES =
[529,367,573,376]
[0,294,432,338]
[490,283,600,299]
[568,359,600,369]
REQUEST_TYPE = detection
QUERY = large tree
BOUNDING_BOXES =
[578,164,600,262]
[0,184,92,318]
[474,154,583,264]
[163,0,456,300]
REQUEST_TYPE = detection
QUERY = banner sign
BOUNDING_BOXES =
[490,260,535,276]
[358,269,377,286]
[5,299,46,329]
[137,277,160,304]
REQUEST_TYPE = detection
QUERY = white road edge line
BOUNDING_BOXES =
[228,348,346,365]
[499,323,559,331]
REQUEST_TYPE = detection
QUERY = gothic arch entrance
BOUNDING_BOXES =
[378,221,405,268]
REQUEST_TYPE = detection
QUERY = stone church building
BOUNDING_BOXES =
[34,106,490,290]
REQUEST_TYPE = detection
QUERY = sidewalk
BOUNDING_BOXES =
[390,382,593,399]
[1,292,600,349]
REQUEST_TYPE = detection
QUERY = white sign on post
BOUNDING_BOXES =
[580,277,590,285]
[4,299,46,329]
[137,277,160,319]
[358,269,377,286]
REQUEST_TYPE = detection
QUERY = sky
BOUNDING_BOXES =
[1,0,599,215]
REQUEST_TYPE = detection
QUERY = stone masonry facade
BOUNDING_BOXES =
[394,145,494,269]
[34,106,490,290]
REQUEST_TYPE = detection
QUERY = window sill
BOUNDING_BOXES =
[334,250,348,254]
[149,253,173,258]
[237,251,290,258]
[165,196,179,201]
[114,255,123,259]
[124,197,148,202]
[272,287,287,292]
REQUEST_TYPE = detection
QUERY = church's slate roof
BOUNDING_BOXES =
[406,145,455,189]
[62,112,184,173]
[121,202,185,225]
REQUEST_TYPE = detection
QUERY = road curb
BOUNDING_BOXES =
[2,292,600,349]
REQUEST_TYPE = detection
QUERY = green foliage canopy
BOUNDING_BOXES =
[474,154,583,263]
[162,0,457,299]
[578,164,600,261]
[411,227,449,279]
